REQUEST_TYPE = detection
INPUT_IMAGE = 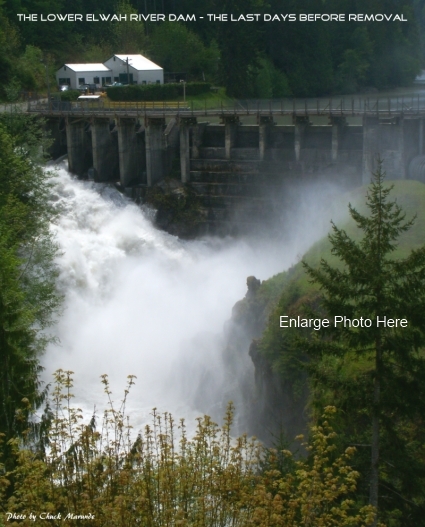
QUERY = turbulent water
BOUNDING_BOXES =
[43,162,339,433]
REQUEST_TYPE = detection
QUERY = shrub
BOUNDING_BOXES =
[59,90,80,101]
[106,82,211,101]
[1,373,379,527]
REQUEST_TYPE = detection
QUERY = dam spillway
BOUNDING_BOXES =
[37,97,425,233]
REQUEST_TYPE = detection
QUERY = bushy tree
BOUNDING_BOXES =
[303,162,425,525]
[0,11,21,101]
[254,57,292,99]
[112,0,146,54]
[0,118,61,453]
[211,0,267,97]
[148,22,219,80]
[16,45,46,92]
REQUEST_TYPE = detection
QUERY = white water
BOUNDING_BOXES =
[43,163,339,432]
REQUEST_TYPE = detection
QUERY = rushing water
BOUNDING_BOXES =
[42,162,339,433]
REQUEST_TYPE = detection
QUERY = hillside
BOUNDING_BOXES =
[1,0,423,100]
[225,179,425,442]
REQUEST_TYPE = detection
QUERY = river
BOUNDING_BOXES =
[42,162,338,433]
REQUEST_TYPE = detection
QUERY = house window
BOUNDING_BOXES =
[93,77,100,84]
[64,66,67,71]
[156,80,160,84]
[105,77,111,84]
[114,77,119,82]
[59,78,70,85]
[142,81,146,85]
[78,77,85,84]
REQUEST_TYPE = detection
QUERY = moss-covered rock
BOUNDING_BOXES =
[145,179,206,238]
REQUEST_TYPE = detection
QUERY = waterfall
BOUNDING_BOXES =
[43,162,336,432]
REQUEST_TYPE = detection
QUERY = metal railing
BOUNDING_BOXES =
[24,94,425,118]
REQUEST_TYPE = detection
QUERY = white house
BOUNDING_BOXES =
[415,70,425,84]
[103,54,163,85]
[56,64,113,89]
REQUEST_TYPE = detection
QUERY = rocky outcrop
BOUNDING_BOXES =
[223,274,308,445]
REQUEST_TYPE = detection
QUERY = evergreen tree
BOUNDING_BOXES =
[211,0,267,97]
[303,162,425,525]
[0,118,61,455]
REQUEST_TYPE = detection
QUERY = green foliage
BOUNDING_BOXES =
[148,22,219,80]
[265,0,421,95]
[250,407,378,527]
[0,13,21,101]
[0,0,423,98]
[0,118,61,449]
[302,163,425,524]
[334,27,373,93]
[212,0,267,97]
[3,78,22,103]
[106,82,211,101]
[59,90,80,101]
[16,46,46,92]
[1,374,377,527]
[111,0,146,53]
[255,177,425,525]
[79,40,114,64]
[254,57,292,99]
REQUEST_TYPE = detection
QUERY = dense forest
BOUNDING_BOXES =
[2,1,425,526]
[1,0,425,99]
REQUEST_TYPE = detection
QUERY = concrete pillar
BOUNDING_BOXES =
[396,117,405,179]
[363,116,405,182]
[66,118,90,176]
[192,122,208,159]
[258,116,273,161]
[91,119,119,182]
[145,117,166,186]
[293,116,309,162]
[221,116,239,159]
[362,116,380,184]
[330,116,346,162]
[117,118,146,187]
[179,119,191,183]
[331,125,339,161]
[46,118,67,160]
[180,124,190,183]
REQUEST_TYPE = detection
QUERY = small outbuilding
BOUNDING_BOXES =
[103,54,164,85]
[56,64,113,89]
[415,70,425,84]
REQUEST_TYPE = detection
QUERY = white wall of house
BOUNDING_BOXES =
[56,55,163,89]
[56,65,113,89]
[103,55,164,85]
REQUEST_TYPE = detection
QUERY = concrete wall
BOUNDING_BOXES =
[103,57,163,84]
[54,112,425,234]
[135,69,164,84]
[145,118,166,186]
[117,118,146,186]
[59,115,422,185]
[56,66,112,89]
[91,119,119,182]
[46,118,67,159]
[362,116,406,182]
[66,118,92,175]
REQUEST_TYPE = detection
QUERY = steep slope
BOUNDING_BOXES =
[225,179,425,443]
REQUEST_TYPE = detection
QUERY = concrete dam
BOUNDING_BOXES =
[41,98,425,233]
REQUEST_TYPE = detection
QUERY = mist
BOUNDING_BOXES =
[42,162,349,433]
